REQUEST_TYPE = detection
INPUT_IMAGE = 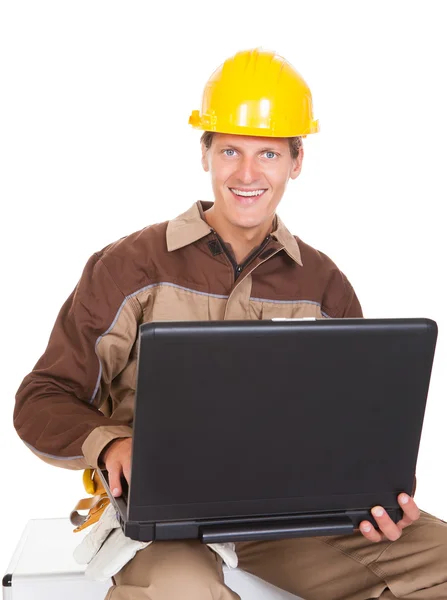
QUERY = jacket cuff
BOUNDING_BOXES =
[82,425,133,468]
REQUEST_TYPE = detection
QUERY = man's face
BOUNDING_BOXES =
[201,133,303,231]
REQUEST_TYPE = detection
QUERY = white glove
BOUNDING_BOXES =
[74,504,150,581]
[74,504,238,581]
[208,541,238,569]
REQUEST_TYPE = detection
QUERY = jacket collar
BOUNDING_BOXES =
[166,201,303,267]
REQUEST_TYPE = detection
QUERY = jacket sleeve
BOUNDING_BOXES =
[322,269,364,319]
[340,274,363,318]
[14,252,136,470]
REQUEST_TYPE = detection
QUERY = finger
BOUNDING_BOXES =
[371,506,402,541]
[107,461,123,497]
[398,493,420,523]
[359,520,384,543]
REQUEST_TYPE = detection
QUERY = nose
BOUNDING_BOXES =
[236,156,261,185]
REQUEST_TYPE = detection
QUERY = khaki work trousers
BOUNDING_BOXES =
[105,510,447,600]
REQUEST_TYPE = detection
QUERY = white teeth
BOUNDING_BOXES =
[230,189,265,197]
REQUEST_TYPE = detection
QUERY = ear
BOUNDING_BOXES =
[290,145,304,180]
[201,142,210,172]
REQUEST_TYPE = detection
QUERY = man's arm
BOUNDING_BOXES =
[14,252,134,469]
[322,268,363,319]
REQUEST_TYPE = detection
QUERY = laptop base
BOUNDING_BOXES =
[100,465,404,544]
[118,508,404,543]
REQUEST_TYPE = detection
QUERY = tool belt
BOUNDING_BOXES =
[70,468,110,533]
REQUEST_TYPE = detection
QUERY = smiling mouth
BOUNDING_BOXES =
[229,188,267,198]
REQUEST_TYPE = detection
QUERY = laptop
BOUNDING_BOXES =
[99,317,437,543]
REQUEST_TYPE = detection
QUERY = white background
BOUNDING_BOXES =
[1,0,446,575]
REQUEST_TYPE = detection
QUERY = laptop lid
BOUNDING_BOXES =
[127,318,437,532]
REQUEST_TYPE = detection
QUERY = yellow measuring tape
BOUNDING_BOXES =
[70,469,110,533]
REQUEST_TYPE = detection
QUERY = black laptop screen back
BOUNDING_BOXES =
[129,319,437,522]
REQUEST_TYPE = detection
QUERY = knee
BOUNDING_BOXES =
[109,574,228,600]
[113,541,235,599]
[148,577,225,600]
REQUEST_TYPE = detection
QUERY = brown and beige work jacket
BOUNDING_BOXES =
[14,201,363,470]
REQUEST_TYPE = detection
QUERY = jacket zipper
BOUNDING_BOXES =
[210,229,271,280]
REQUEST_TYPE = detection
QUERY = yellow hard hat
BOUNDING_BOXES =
[189,48,319,138]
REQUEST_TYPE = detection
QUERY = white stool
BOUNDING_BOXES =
[2,519,304,600]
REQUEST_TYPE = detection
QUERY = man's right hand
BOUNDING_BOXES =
[102,437,132,497]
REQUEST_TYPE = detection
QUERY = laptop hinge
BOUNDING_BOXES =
[200,515,354,543]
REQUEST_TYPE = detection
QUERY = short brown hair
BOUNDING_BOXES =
[200,131,302,159]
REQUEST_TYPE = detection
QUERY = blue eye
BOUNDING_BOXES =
[264,151,277,159]
[223,149,236,156]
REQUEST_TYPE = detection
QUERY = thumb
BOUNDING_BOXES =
[107,461,123,497]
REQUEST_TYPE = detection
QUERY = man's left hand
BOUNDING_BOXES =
[359,494,421,542]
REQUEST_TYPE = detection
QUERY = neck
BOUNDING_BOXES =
[204,205,274,264]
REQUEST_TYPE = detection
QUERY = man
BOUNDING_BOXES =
[14,48,447,599]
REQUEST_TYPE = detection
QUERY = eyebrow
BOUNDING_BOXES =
[219,144,282,153]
